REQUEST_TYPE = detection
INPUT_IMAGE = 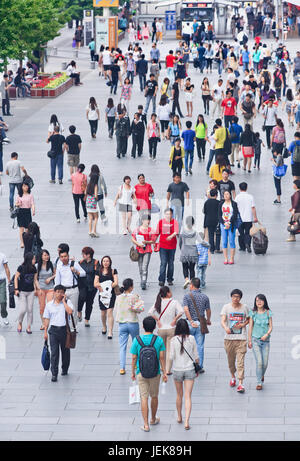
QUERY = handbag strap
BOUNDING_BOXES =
[65,311,76,332]
[189,292,202,322]
[177,337,196,363]
[159,299,172,320]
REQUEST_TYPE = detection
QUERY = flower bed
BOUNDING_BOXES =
[31,72,73,98]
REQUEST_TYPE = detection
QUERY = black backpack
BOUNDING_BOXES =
[136,335,159,379]
[223,128,232,155]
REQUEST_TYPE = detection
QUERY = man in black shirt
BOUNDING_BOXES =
[172,76,184,118]
[47,126,66,184]
[144,74,158,115]
[218,169,236,199]
[109,59,121,95]
[130,113,145,158]
[203,188,221,253]
[65,125,82,179]
[166,173,190,230]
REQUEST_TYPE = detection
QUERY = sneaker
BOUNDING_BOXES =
[49,180,55,184]
[237,384,245,393]
[185,171,188,176]
[159,281,164,287]
[230,378,236,387]
[120,369,126,375]
[286,236,296,242]
[189,168,193,175]
[200,283,206,289]
[3,137,10,143]
[183,279,190,289]
[3,318,9,326]
[141,282,146,290]
[59,180,63,184]
[77,219,80,223]
[237,163,240,168]
[84,217,88,222]
[199,367,205,374]
[246,244,252,253]
[273,199,281,204]
[167,281,173,286]
[51,376,58,382]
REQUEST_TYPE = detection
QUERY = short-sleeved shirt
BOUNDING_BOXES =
[156,219,179,250]
[221,97,237,116]
[218,180,235,200]
[5,160,22,184]
[43,299,73,327]
[145,80,158,97]
[97,268,118,309]
[134,183,154,211]
[49,134,65,155]
[220,303,249,340]
[183,290,210,321]
[17,264,37,292]
[167,181,189,207]
[289,140,300,165]
[195,123,207,139]
[0,253,8,280]
[130,334,166,375]
[166,55,176,68]
[65,134,82,155]
[215,126,227,149]
[235,192,255,222]
[181,129,195,151]
[110,64,120,80]
[249,310,272,339]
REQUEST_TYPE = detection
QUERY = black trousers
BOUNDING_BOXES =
[138,74,146,91]
[116,135,128,157]
[70,73,80,85]
[88,120,98,136]
[172,162,183,176]
[265,125,275,149]
[182,262,195,279]
[110,78,118,95]
[202,95,210,114]
[73,193,87,219]
[78,287,97,320]
[172,98,183,117]
[207,225,221,252]
[131,134,144,157]
[148,137,158,158]
[49,325,70,377]
[107,117,115,137]
[2,98,10,115]
[196,138,206,159]
[224,115,233,128]
[238,222,252,250]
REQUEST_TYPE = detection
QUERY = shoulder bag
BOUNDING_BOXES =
[177,337,201,374]
[47,150,57,159]
[158,300,172,321]
[129,246,139,262]
[65,312,77,349]
[190,293,209,334]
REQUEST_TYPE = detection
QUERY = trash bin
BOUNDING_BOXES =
[90,61,96,69]
[61,62,67,70]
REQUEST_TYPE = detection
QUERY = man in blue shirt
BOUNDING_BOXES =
[131,316,167,432]
[229,116,243,168]
[197,43,206,73]
[288,132,300,180]
[181,121,196,175]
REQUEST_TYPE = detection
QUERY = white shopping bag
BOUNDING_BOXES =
[129,382,140,405]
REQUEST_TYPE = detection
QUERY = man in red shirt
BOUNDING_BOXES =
[221,89,237,128]
[134,174,154,221]
[165,50,177,84]
[155,208,179,286]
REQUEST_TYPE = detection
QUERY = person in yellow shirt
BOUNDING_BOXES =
[209,155,227,182]
[214,118,227,153]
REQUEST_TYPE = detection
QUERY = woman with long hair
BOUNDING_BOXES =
[16,182,35,248]
[248,294,273,390]
[71,163,87,223]
[120,77,132,115]
[37,250,55,330]
[149,286,183,375]
[105,98,117,138]
[131,214,155,290]
[66,60,82,85]
[157,95,171,140]
[271,118,286,157]
[114,278,142,375]
[218,190,239,264]
[204,43,214,74]
[23,221,43,258]
[47,114,64,139]
[209,154,227,181]
[184,78,194,118]
[179,216,199,288]
[169,319,199,430]
[201,77,210,116]
[94,256,118,337]
[85,174,99,238]
[160,77,171,100]
[142,21,150,45]
[195,114,208,161]
[283,88,295,127]
[167,114,181,146]
[77,247,99,327]
[240,123,255,173]
[90,164,108,224]
[14,252,40,334]
[147,113,160,160]
[114,175,136,234]
[86,97,100,138]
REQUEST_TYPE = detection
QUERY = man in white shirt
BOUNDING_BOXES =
[5,151,27,211]
[102,46,112,79]
[156,18,164,43]
[235,182,258,253]
[0,253,11,325]
[211,78,224,118]
[43,285,74,382]
[54,250,86,323]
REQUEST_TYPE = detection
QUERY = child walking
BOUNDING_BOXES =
[254,132,264,170]
[196,233,211,288]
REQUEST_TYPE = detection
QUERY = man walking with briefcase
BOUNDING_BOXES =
[43,285,74,382]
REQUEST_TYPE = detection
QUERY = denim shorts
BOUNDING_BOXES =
[173,369,196,382]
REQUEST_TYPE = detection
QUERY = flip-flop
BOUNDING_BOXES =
[150,417,160,425]
[177,419,183,424]
[185,425,191,430]
[140,426,150,432]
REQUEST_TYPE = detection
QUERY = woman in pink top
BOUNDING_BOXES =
[147,113,160,160]
[120,77,132,116]
[71,163,87,223]
[142,22,150,45]
[16,182,35,248]
[271,118,286,157]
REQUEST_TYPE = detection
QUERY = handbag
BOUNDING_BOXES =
[283,147,290,159]
[47,150,57,159]
[65,312,77,349]
[129,381,140,405]
[41,340,51,371]
[129,294,144,313]
[272,164,287,177]
[10,207,19,219]
[129,246,139,262]
[190,293,209,335]
[250,221,267,237]
[72,38,76,48]
[177,337,201,374]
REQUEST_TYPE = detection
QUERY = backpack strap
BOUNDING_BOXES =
[136,335,144,347]
[150,335,157,347]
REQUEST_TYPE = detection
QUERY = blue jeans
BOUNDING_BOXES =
[243,62,249,72]
[206,149,216,173]
[197,265,207,287]
[127,70,134,85]
[252,337,270,385]
[159,248,176,283]
[188,324,205,368]
[171,205,184,230]
[118,322,140,370]
[217,61,223,75]
[167,67,175,84]
[9,182,22,209]
[50,153,64,181]
[220,224,236,249]
[0,144,3,172]
[184,150,194,171]
[144,95,156,114]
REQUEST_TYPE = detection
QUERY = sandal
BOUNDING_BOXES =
[26,329,32,335]
[177,418,183,424]
[40,325,45,330]
[150,417,160,425]
[17,324,22,333]
[185,425,191,430]
[140,426,150,432]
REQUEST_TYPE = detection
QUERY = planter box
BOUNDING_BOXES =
[31,78,73,98]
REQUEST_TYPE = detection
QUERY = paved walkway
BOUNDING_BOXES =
[0,28,300,441]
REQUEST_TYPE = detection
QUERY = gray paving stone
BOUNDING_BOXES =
[17,424,94,432]
[207,433,285,441]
